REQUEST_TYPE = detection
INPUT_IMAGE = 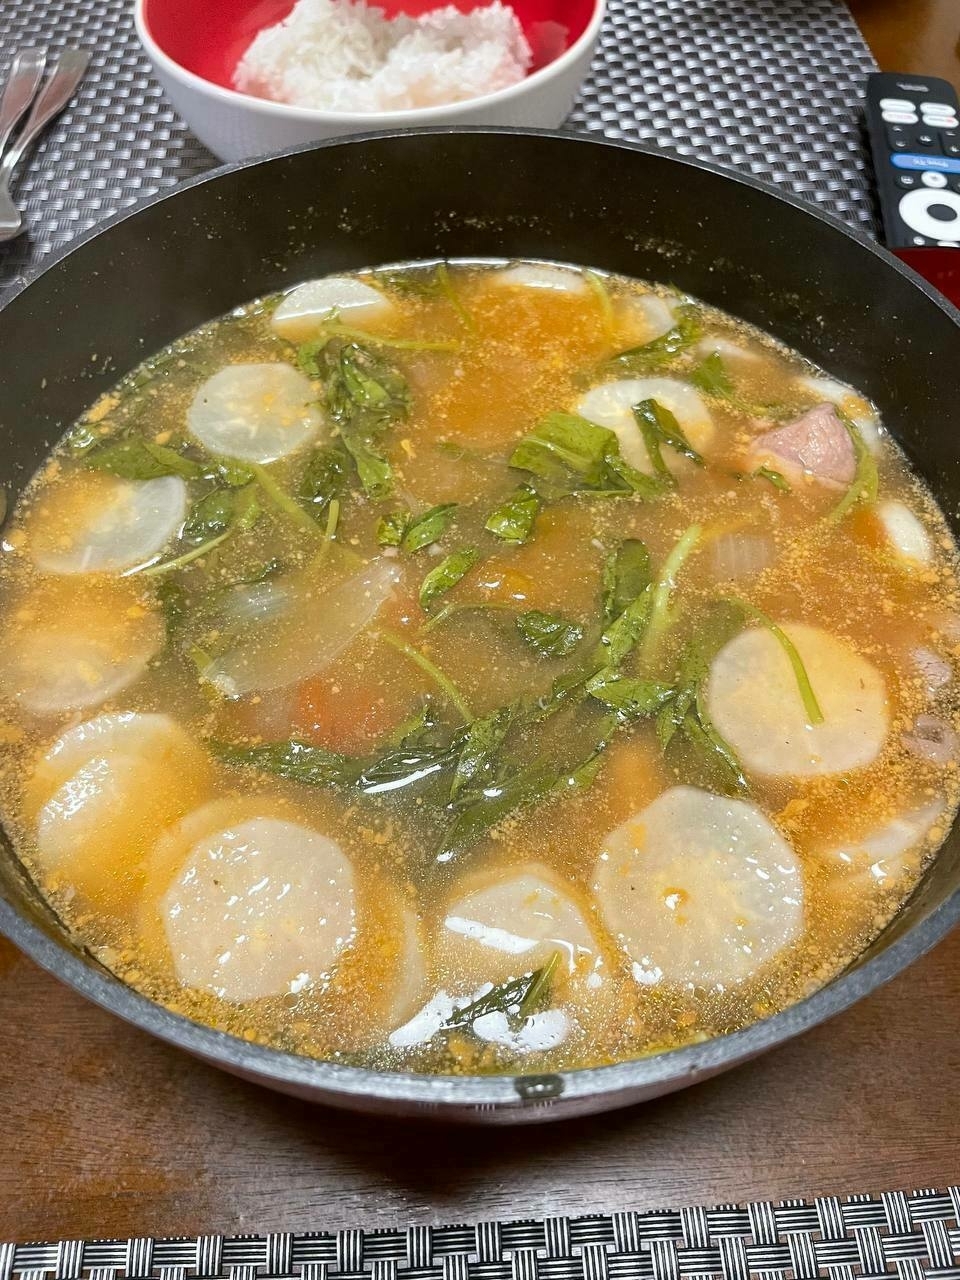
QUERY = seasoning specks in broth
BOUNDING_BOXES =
[0,258,957,1075]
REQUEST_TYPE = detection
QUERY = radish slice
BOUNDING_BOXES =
[705,623,888,778]
[29,712,212,914]
[389,987,571,1053]
[709,531,777,582]
[594,785,803,988]
[385,908,430,1030]
[491,263,589,295]
[28,473,187,575]
[0,581,162,716]
[616,293,677,344]
[206,558,401,697]
[696,335,761,362]
[271,277,393,341]
[162,816,356,1003]
[796,375,881,453]
[187,363,323,463]
[576,376,714,474]
[876,499,933,568]
[441,865,605,989]
[825,796,947,887]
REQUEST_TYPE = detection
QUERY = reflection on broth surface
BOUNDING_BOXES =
[0,259,958,1075]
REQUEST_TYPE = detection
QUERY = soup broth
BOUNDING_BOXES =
[1,259,958,1075]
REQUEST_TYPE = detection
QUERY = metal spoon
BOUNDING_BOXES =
[0,50,46,161]
[0,49,90,243]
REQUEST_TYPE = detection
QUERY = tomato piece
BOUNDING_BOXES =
[294,675,401,755]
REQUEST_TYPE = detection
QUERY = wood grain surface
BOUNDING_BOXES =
[2,2,960,1251]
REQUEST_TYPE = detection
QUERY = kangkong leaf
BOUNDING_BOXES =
[484,484,541,544]
[212,739,359,788]
[419,547,480,610]
[516,610,584,658]
[602,539,652,624]
[84,438,205,481]
[509,411,662,499]
[440,952,561,1032]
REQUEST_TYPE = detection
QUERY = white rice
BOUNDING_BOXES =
[233,0,533,113]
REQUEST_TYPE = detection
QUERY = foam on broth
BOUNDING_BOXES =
[0,259,957,1075]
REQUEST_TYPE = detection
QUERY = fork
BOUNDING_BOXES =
[0,48,90,243]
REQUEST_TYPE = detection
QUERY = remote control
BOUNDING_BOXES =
[865,71,960,249]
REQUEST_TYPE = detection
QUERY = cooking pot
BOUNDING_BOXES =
[1,129,958,1124]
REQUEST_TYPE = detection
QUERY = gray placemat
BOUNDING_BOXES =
[3,1188,960,1277]
[0,0,878,299]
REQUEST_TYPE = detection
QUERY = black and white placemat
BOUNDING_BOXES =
[0,0,879,299]
[4,1188,960,1279]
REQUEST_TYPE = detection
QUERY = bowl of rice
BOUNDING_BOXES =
[135,0,605,162]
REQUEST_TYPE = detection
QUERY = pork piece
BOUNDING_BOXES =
[747,402,856,487]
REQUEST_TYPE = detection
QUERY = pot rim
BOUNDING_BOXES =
[3,127,960,1113]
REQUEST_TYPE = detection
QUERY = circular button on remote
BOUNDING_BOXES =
[899,189,960,241]
[922,171,949,188]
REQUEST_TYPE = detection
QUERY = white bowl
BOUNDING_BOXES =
[134,0,606,163]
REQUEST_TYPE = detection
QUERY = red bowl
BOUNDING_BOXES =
[143,0,598,89]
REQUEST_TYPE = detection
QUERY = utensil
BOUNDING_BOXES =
[0,50,46,161]
[0,48,89,243]
[0,130,958,1122]
[135,0,604,162]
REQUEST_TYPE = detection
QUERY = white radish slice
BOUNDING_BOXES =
[825,797,947,887]
[705,623,888,778]
[696,335,761,362]
[594,785,803,988]
[441,865,605,989]
[876,499,933,568]
[28,473,187,575]
[491,263,589,295]
[796,375,882,453]
[388,987,571,1053]
[187,363,323,463]
[271,277,393,341]
[384,908,430,1031]
[161,816,356,1003]
[576,377,714,474]
[0,581,162,716]
[615,293,677,344]
[206,558,401,697]
[30,712,212,913]
[709,531,777,582]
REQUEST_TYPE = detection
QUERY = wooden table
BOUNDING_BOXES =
[3,3,960,1250]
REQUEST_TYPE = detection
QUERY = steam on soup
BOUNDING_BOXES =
[0,259,957,1075]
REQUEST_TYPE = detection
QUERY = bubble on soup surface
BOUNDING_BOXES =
[27,472,187,575]
[795,375,882,453]
[160,816,356,1003]
[705,622,888,778]
[271,277,393,342]
[594,785,803,988]
[576,377,714,475]
[389,865,608,1054]
[0,579,162,714]
[491,263,589,295]
[187,363,323,463]
[205,558,401,697]
[28,712,212,914]
[876,499,933,568]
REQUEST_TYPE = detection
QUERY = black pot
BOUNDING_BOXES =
[1,129,958,1123]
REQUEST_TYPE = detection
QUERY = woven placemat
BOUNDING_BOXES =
[4,1189,960,1278]
[0,0,878,300]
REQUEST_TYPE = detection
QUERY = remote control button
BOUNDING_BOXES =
[897,174,919,188]
[911,235,929,246]
[937,241,960,248]
[892,153,960,173]
[921,102,957,116]
[922,171,949,188]
[933,117,960,131]
[881,98,915,111]
[945,142,960,157]
[899,189,960,241]
[883,110,919,124]
[915,131,941,149]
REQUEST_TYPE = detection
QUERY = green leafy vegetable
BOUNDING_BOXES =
[584,271,615,334]
[380,503,458,553]
[83,438,205,481]
[631,399,704,479]
[212,739,359,787]
[515,610,584,658]
[441,952,560,1032]
[690,351,734,397]
[826,412,879,524]
[300,445,352,516]
[484,484,541,544]
[596,590,653,670]
[181,488,237,544]
[377,510,408,548]
[419,547,480,611]
[723,596,824,725]
[508,412,662,499]
[754,464,791,492]
[585,672,673,719]
[379,628,473,721]
[358,740,459,796]
[602,539,652,624]
[435,765,558,864]
[607,305,700,372]
[156,577,189,637]
[375,262,473,332]
[639,523,702,664]
[449,705,515,802]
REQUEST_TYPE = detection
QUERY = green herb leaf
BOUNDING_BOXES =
[585,672,673,719]
[509,411,662,499]
[690,351,734,397]
[826,412,879,524]
[632,398,704,473]
[435,765,558,864]
[441,952,560,1032]
[377,510,409,548]
[723,596,824,725]
[419,547,480,611]
[358,741,458,795]
[341,433,393,501]
[484,483,541,544]
[515,610,584,658]
[84,438,205,481]
[212,738,360,788]
[596,589,653,670]
[608,305,700,371]
[602,539,652,623]
[754,464,791,492]
[182,488,238,544]
[300,444,352,515]
[402,503,458,553]
[450,705,515,802]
